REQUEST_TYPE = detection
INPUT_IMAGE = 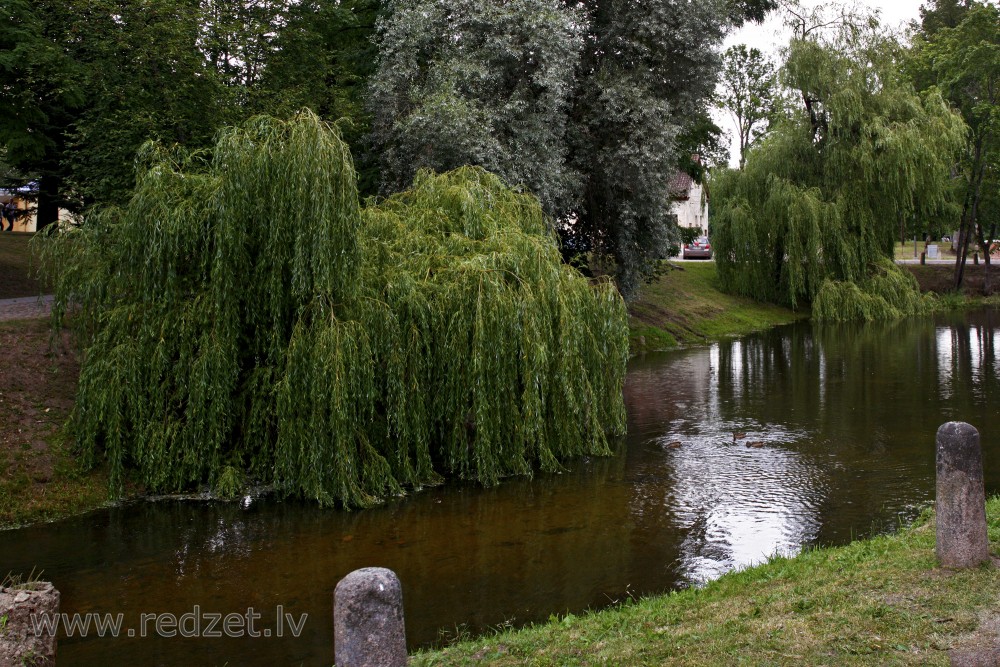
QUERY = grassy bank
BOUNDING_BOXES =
[628,261,1000,354]
[413,500,1000,666]
[0,232,47,299]
[628,262,805,351]
[0,318,114,528]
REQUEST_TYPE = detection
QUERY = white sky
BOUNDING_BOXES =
[715,0,927,165]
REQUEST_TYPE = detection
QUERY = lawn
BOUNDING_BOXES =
[0,232,46,299]
[0,317,110,528]
[628,261,805,351]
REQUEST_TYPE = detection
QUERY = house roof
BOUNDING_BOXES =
[668,172,694,200]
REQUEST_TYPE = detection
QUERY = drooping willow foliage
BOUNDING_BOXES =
[40,111,628,507]
[711,21,967,321]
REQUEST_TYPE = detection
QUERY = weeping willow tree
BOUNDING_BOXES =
[40,111,628,507]
[711,13,967,321]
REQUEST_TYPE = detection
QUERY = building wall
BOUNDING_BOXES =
[0,195,72,233]
[672,181,709,235]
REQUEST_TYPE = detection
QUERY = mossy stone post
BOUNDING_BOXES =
[936,422,990,568]
[334,567,406,667]
[0,582,60,667]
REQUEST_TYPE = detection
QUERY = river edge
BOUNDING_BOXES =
[5,261,1000,664]
[628,261,1000,353]
[2,262,997,530]
[411,498,1000,666]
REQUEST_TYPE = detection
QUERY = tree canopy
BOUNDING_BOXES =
[910,1,999,291]
[41,112,628,506]
[718,45,780,169]
[0,0,85,226]
[370,0,777,299]
[711,12,967,320]
[0,0,383,220]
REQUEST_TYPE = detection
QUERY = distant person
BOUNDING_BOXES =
[2,201,16,231]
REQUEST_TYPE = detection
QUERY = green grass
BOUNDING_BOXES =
[893,240,950,261]
[0,438,111,529]
[628,262,805,352]
[0,232,46,299]
[0,317,116,529]
[413,500,1000,666]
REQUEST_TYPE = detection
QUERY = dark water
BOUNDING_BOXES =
[4,309,1000,665]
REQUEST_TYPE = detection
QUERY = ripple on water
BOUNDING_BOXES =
[637,423,826,584]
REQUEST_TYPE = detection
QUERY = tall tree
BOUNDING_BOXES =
[917,0,975,36]
[711,11,966,319]
[370,0,777,299]
[718,44,779,168]
[370,0,585,220]
[0,0,85,227]
[911,3,1000,292]
[1,0,386,214]
[64,0,230,208]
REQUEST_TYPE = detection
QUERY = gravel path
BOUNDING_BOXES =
[0,295,54,321]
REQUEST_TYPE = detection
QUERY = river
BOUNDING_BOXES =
[4,308,999,665]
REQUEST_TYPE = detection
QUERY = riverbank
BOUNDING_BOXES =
[0,236,994,528]
[0,243,806,526]
[0,317,112,528]
[628,261,805,351]
[629,261,1000,353]
[413,498,1000,666]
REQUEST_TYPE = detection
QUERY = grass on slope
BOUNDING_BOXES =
[628,261,805,351]
[0,318,111,528]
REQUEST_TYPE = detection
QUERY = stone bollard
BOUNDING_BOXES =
[0,581,60,667]
[334,567,407,667]
[936,422,990,568]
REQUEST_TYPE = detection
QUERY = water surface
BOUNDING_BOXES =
[4,309,999,665]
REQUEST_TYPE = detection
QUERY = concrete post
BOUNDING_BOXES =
[334,567,407,667]
[0,581,60,667]
[936,422,990,568]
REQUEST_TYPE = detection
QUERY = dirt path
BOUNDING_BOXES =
[0,295,53,322]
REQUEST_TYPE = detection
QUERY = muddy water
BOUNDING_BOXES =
[4,309,1000,665]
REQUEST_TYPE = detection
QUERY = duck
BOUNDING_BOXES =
[732,432,747,442]
[745,441,765,448]
[666,441,682,449]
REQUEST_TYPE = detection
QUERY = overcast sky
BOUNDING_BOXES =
[714,0,928,165]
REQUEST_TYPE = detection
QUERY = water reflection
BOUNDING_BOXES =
[626,346,822,584]
[2,309,999,666]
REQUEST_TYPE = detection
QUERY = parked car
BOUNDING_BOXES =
[682,236,712,260]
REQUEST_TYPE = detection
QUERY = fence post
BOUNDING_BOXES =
[334,567,407,667]
[0,581,60,667]
[936,422,990,568]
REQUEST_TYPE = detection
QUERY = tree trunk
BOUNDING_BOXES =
[954,137,985,290]
[966,158,987,292]
[35,175,62,230]
[954,215,972,290]
[985,223,996,295]
[975,216,996,296]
